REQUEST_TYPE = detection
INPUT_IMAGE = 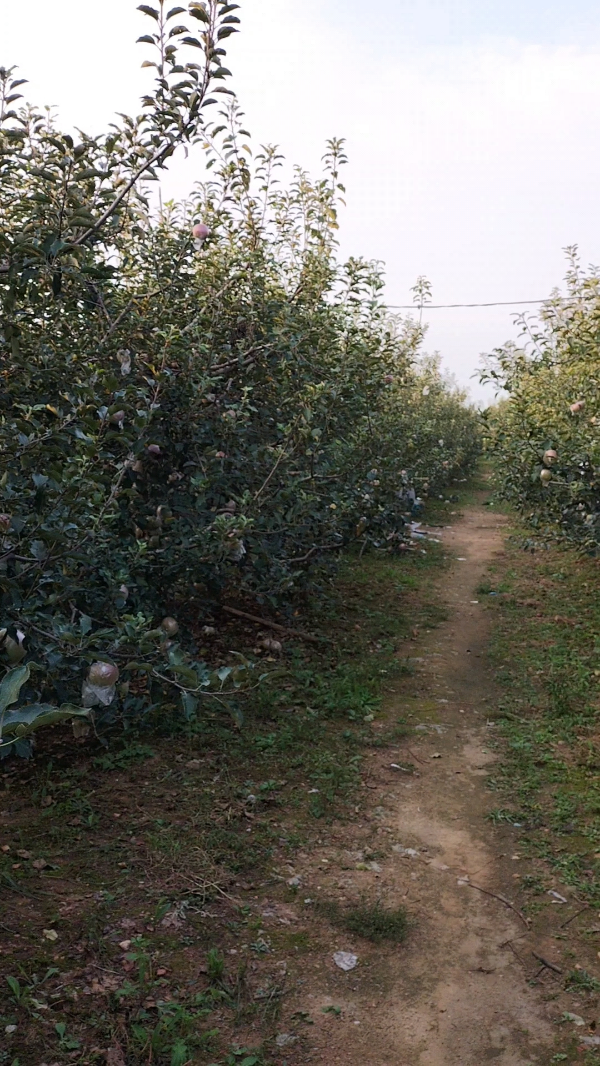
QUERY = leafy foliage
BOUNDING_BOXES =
[0,2,480,753]
[482,248,600,548]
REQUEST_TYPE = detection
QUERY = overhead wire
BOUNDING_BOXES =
[387,299,546,310]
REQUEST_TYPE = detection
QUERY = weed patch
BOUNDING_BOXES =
[319,898,409,944]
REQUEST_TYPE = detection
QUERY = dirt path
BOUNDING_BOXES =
[280,496,559,1064]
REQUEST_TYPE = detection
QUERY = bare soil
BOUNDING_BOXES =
[272,498,561,1065]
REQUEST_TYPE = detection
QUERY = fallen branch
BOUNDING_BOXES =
[220,605,329,645]
[531,951,562,975]
[464,880,529,928]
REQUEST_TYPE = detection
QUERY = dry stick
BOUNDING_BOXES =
[502,939,527,965]
[560,904,589,929]
[186,875,242,907]
[220,605,328,645]
[498,932,529,949]
[289,543,341,564]
[405,745,428,766]
[464,880,529,928]
[531,951,562,975]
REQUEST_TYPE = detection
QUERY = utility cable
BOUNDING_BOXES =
[387,299,546,310]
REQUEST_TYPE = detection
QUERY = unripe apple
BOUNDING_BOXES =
[540,468,552,484]
[215,451,226,459]
[543,449,557,466]
[224,501,237,513]
[110,410,125,427]
[161,616,179,637]
[147,444,161,457]
[0,514,11,532]
[192,222,210,241]
[384,374,394,384]
[570,400,585,414]
[88,661,119,687]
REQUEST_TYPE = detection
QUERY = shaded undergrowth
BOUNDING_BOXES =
[0,484,478,1066]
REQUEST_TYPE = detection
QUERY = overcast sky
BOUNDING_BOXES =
[4,1,600,401]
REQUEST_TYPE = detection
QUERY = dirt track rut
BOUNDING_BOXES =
[285,499,558,1065]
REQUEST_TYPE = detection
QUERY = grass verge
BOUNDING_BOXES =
[483,520,600,1065]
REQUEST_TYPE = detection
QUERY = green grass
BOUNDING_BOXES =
[318,898,409,944]
[485,538,600,907]
[565,969,600,994]
[483,512,600,1064]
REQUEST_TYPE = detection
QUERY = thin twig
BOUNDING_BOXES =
[289,543,342,564]
[405,746,428,766]
[501,939,526,965]
[560,904,589,929]
[464,880,529,928]
[185,874,241,906]
[220,605,329,645]
[253,442,294,502]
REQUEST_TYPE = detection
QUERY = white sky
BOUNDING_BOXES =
[4,1,600,402]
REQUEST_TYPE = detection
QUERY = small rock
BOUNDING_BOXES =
[581,1036,600,1046]
[287,875,301,887]
[563,1012,586,1027]
[275,1033,297,1048]
[119,940,132,951]
[186,759,202,769]
[333,951,358,971]
[392,845,419,858]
